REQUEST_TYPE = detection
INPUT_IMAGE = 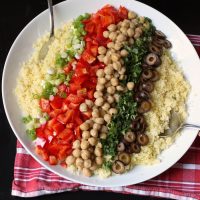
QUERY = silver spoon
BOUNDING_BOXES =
[159,110,200,137]
[38,0,54,60]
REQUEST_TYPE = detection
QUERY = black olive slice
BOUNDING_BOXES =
[139,90,150,100]
[117,142,125,152]
[151,70,160,82]
[149,44,163,56]
[155,30,166,39]
[138,100,152,113]
[141,69,153,80]
[112,160,125,174]
[118,152,131,165]
[124,131,136,143]
[163,40,172,48]
[141,81,154,92]
[137,134,149,146]
[130,143,141,153]
[145,53,160,66]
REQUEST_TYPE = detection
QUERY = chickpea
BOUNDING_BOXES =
[109,108,118,115]
[93,123,101,131]
[72,149,81,158]
[97,55,104,62]
[120,49,128,57]
[104,66,114,75]
[107,86,116,94]
[119,67,126,75]
[96,69,105,77]
[117,21,122,28]
[120,27,128,36]
[81,150,91,160]
[107,24,117,32]
[116,85,124,91]
[119,58,124,65]
[80,122,90,131]
[111,53,120,62]
[102,102,110,111]
[134,32,141,39]
[114,72,119,78]
[119,74,126,80]
[127,82,135,90]
[79,103,87,112]
[96,83,104,91]
[94,91,103,98]
[96,142,102,148]
[107,95,115,104]
[85,119,93,128]
[90,129,98,137]
[101,125,108,133]
[127,28,135,37]
[113,61,121,71]
[110,77,119,86]
[82,131,90,140]
[98,46,107,55]
[104,114,112,123]
[84,159,92,168]
[109,32,117,41]
[95,97,104,107]
[128,11,137,19]
[114,93,120,102]
[94,147,103,157]
[99,108,106,117]
[65,155,75,165]
[90,162,98,171]
[103,30,109,38]
[105,75,112,82]
[76,157,84,167]
[73,140,81,149]
[107,42,115,49]
[81,140,90,150]
[88,137,98,146]
[85,99,93,108]
[82,168,92,177]
[114,42,123,51]
[92,109,99,118]
[94,117,104,125]
[129,38,134,45]
[96,156,103,165]
[103,55,111,65]
[138,16,145,23]
[98,77,106,85]
[132,18,138,25]
[116,34,126,42]
[100,132,107,139]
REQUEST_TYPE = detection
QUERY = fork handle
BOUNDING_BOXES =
[47,0,54,38]
[183,123,200,129]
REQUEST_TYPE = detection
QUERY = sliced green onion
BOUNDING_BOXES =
[22,115,32,124]
[26,129,37,141]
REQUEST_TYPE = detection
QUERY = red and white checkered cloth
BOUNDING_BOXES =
[12,34,200,200]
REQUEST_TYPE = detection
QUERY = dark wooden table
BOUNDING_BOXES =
[0,0,200,199]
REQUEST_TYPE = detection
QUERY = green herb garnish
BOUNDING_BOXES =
[41,82,54,99]
[22,115,32,124]
[26,129,37,141]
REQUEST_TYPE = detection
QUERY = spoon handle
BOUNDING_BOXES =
[47,0,54,37]
[183,123,200,129]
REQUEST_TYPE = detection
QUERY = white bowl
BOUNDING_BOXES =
[2,0,200,187]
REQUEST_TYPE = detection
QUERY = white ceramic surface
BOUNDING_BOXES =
[2,0,200,187]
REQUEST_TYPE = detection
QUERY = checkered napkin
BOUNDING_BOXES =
[12,34,200,200]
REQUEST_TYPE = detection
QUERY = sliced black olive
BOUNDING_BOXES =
[151,70,160,82]
[122,138,130,146]
[163,40,172,49]
[138,100,152,113]
[155,30,166,39]
[118,152,131,165]
[112,160,125,174]
[132,115,146,132]
[137,134,149,146]
[141,69,153,80]
[135,94,143,103]
[131,120,141,131]
[139,90,150,100]
[154,37,166,45]
[145,53,160,66]
[130,143,141,153]
[124,131,136,143]
[125,145,134,154]
[149,44,163,56]
[117,142,125,152]
[141,81,154,92]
